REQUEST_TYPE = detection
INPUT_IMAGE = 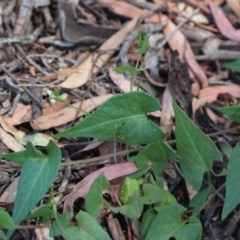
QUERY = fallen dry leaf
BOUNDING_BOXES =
[3,98,72,126]
[0,127,24,152]
[98,0,143,19]
[109,67,138,92]
[31,94,113,130]
[205,107,225,124]
[192,85,240,113]
[98,0,161,23]
[162,16,208,89]
[208,0,240,42]
[63,162,138,211]
[0,117,54,147]
[60,18,139,89]
[185,181,198,199]
[3,104,32,126]
[178,3,209,24]
[0,117,25,142]
[227,0,240,17]
[160,87,173,136]
[35,228,52,240]
[184,0,210,13]
[0,178,19,203]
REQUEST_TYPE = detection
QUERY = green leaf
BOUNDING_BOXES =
[65,227,95,240]
[0,210,15,229]
[222,145,240,219]
[222,59,240,73]
[25,204,53,222]
[109,193,143,218]
[190,187,210,214]
[146,203,202,240]
[136,140,167,175]
[85,174,110,217]
[173,102,222,190]
[120,177,143,204]
[1,150,27,166]
[141,208,156,237]
[137,34,150,55]
[137,27,143,46]
[219,105,240,124]
[25,141,45,159]
[160,140,181,160]
[141,184,164,205]
[114,66,141,75]
[50,212,71,238]
[55,92,164,145]
[2,141,45,166]
[154,191,177,209]
[128,165,151,179]
[76,211,111,240]
[8,141,61,237]
[0,230,7,240]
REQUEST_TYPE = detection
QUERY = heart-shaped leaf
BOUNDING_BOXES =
[146,203,202,240]
[55,91,164,145]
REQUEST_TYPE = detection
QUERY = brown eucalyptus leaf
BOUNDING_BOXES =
[60,18,138,89]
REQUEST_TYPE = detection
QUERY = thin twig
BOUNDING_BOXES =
[159,8,200,49]
[0,65,44,108]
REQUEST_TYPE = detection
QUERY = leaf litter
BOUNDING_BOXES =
[1,0,240,239]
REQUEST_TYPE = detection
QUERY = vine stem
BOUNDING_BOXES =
[60,125,240,167]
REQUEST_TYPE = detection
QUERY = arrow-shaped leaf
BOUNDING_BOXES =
[173,102,222,190]
[55,91,164,145]
[85,174,110,217]
[222,145,240,219]
[7,141,61,238]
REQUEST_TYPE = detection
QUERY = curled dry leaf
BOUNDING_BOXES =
[162,16,208,89]
[0,117,54,147]
[63,162,138,212]
[0,127,24,152]
[31,94,113,130]
[60,18,139,89]
[3,104,32,126]
[208,0,240,42]
[3,98,72,126]
[0,117,25,142]
[192,85,240,113]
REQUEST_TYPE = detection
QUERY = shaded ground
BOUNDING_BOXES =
[1,0,240,239]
